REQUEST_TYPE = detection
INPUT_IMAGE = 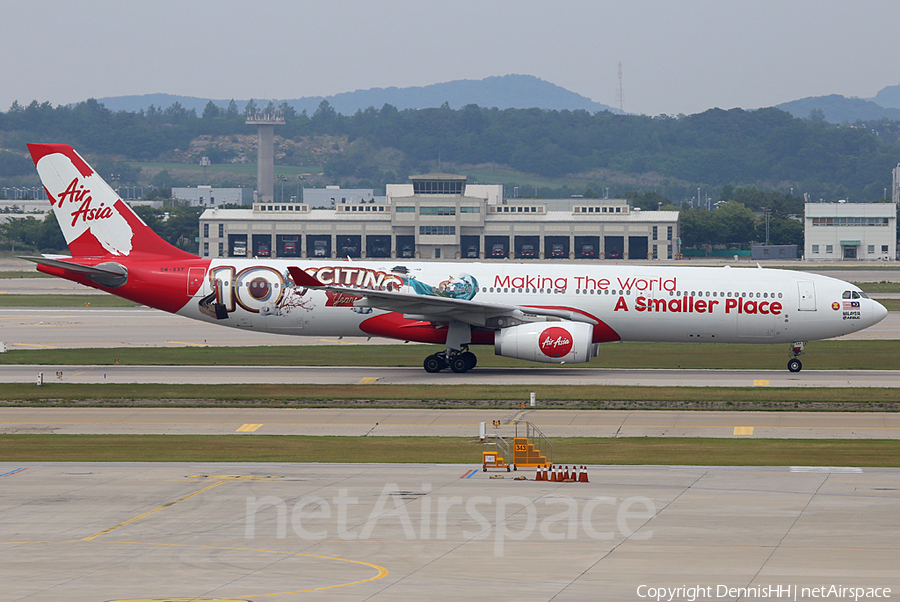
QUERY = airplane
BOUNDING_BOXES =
[24,143,888,374]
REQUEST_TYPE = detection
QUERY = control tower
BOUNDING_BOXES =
[246,112,285,202]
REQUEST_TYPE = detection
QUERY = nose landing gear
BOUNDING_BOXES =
[787,342,805,373]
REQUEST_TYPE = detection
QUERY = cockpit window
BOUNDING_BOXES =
[859,291,869,299]
[842,291,851,299]
[851,291,861,299]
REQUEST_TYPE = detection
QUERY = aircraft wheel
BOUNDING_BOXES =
[461,351,477,370]
[424,355,444,373]
[450,356,470,373]
[787,358,802,373]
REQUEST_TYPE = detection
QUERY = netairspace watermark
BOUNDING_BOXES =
[244,482,656,556]
[637,584,892,601]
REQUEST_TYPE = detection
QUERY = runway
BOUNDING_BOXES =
[4,363,900,387]
[2,407,899,439]
[3,272,900,600]
[1,462,898,601]
[1,302,899,350]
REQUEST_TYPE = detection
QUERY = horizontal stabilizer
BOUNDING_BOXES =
[20,256,128,288]
[288,266,326,288]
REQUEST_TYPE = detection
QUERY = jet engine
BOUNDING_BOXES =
[494,321,598,364]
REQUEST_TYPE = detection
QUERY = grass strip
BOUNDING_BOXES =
[3,382,900,409]
[0,294,138,307]
[0,271,53,279]
[3,340,900,370]
[878,298,900,311]
[855,282,900,293]
[1,434,897,466]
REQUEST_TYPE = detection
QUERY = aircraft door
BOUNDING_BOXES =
[797,280,817,311]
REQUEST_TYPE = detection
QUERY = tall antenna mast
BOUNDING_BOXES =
[615,61,624,112]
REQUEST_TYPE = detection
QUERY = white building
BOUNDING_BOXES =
[804,202,897,260]
[172,186,253,207]
[199,174,679,261]
[304,186,380,207]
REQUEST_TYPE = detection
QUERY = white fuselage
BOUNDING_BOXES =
[177,260,886,345]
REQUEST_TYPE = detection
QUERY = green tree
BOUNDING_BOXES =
[711,201,757,246]
[202,101,221,120]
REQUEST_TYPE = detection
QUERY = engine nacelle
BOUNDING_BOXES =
[494,321,598,364]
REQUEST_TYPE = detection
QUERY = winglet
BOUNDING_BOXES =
[288,266,325,288]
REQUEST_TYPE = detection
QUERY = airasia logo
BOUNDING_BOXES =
[55,177,113,227]
[539,326,573,358]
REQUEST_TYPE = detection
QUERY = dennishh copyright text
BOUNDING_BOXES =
[636,584,891,601]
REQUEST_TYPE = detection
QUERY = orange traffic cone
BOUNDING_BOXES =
[562,466,569,481]
[549,465,557,482]
[535,466,544,481]
[579,465,589,483]
[573,466,580,481]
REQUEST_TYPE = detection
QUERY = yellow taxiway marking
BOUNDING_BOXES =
[358,376,380,383]
[12,343,58,349]
[507,409,532,425]
[82,480,226,541]
[101,540,389,597]
[734,426,755,435]
[166,340,209,347]
[753,379,769,386]
[317,338,357,345]
[236,423,263,432]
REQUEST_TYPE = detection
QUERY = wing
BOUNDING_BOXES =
[287,266,596,328]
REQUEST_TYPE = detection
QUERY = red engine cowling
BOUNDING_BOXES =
[494,321,597,364]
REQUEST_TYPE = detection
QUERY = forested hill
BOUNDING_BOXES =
[89,75,617,115]
[1,99,898,201]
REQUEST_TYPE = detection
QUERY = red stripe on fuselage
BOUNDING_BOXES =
[359,312,495,345]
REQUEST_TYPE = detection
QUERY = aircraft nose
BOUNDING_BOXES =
[872,300,888,324]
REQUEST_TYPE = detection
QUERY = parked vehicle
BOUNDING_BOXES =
[520,243,535,257]
[313,241,327,257]
[580,244,595,258]
[491,243,506,257]
[550,243,565,258]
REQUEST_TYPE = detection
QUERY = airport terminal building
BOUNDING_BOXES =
[198,174,679,261]
[804,202,897,260]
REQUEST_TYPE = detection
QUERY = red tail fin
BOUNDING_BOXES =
[28,143,194,259]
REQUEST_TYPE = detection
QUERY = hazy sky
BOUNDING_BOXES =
[3,0,898,116]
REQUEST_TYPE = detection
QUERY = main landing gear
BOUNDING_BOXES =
[423,319,477,373]
[787,341,805,373]
[424,347,478,373]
